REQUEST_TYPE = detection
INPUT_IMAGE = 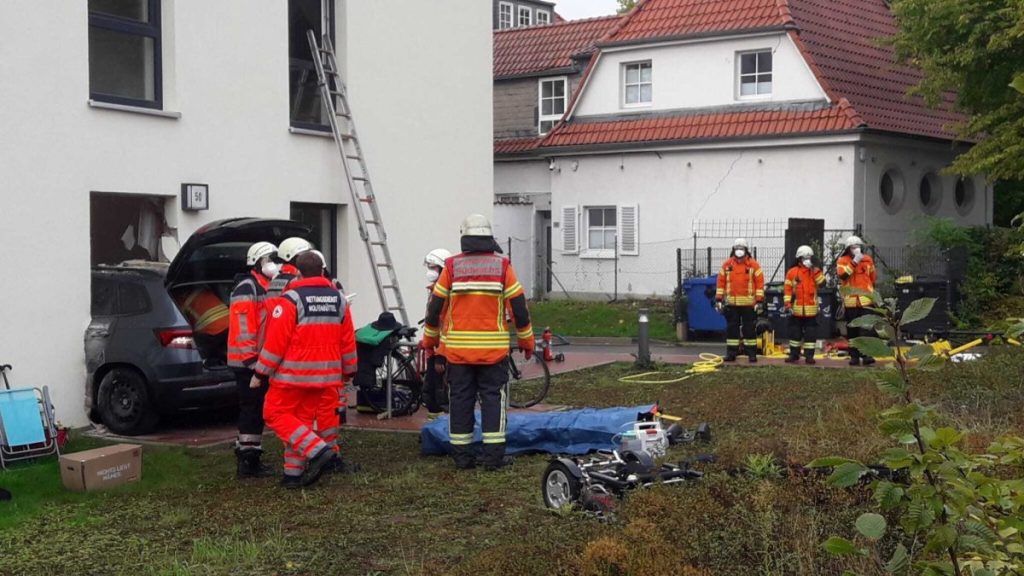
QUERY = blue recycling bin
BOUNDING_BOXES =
[683,275,726,332]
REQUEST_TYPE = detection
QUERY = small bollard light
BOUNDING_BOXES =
[637,308,651,367]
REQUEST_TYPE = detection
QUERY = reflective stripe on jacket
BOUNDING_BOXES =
[784,266,825,318]
[423,252,533,365]
[255,277,358,388]
[227,272,270,368]
[175,288,230,335]
[836,254,876,308]
[715,257,765,307]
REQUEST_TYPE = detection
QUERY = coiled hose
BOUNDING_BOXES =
[618,353,724,384]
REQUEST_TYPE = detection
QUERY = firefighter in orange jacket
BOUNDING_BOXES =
[227,242,280,478]
[783,245,825,365]
[715,238,764,362]
[173,286,231,360]
[255,252,358,489]
[837,235,877,366]
[422,214,534,471]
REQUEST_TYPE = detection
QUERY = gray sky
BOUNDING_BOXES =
[553,0,621,20]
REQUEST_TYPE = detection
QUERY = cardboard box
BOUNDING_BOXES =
[60,444,142,492]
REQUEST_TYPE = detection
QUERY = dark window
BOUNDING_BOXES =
[739,51,772,97]
[88,0,162,109]
[91,278,118,316]
[290,203,338,274]
[881,173,895,206]
[955,178,975,214]
[290,0,335,130]
[118,282,151,315]
[919,177,932,207]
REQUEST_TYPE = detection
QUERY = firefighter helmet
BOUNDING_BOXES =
[795,245,814,259]
[424,248,452,268]
[733,238,750,250]
[310,249,328,269]
[278,237,312,262]
[460,214,493,237]
[245,242,277,267]
[844,235,864,250]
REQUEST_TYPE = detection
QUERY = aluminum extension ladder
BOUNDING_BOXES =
[307,30,409,326]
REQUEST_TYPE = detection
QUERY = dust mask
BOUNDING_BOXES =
[261,261,280,279]
[802,258,813,268]
[734,249,746,259]
[425,268,440,284]
[852,247,862,257]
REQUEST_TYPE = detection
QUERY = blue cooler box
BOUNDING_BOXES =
[683,276,726,332]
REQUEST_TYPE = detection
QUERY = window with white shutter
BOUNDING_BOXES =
[618,204,638,256]
[561,206,578,255]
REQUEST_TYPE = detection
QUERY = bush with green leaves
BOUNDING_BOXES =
[812,288,1024,576]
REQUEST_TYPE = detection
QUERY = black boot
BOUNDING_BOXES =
[280,475,303,490]
[784,346,800,363]
[804,349,816,365]
[747,352,758,363]
[724,347,738,362]
[301,448,340,487]
[236,448,273,479]
[861,356,876,366]
[484,456,514,472]
[452,445,476,470]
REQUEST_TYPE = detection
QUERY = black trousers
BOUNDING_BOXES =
[845,307,875,361]
[447,362,508,467]
[787,315,818,359]
[234,368,267,451]
[423,355,448,414]
[725,306,757,357]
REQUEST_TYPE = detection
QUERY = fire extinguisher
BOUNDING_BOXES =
[542,327,555,362]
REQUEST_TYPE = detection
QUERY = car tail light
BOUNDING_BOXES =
[155,328,196,349]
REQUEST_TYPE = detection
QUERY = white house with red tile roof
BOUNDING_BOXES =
[494,0,992,299]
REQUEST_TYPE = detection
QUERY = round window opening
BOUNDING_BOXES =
[879,169,904,214]
[919,173,942,214]
[955,177,975,215]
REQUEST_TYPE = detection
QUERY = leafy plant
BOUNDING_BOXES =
[812,289,1024,575]
[743,453,784,480]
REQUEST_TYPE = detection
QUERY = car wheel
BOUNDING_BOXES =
[97,368,159,435]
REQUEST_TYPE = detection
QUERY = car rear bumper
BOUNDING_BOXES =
[153,368,237,412]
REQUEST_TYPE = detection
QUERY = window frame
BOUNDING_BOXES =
[517,5,532,27]
[498,2,514,29]
[622,61,653,108]
[536,10,551,25]
[584,206,618,257]
[88,0,163,110]
[736,49,773,100]
[289,0,336,132]
[537,76,568,135]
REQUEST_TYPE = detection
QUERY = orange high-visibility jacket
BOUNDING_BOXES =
[265,263,300,299]
[422,252,534,365]
[715,257,765,307]
[255,277,357,387]
[175,288,230,336]
[836,254,876,308]
[227,271,271,369]
[784,265,826,318]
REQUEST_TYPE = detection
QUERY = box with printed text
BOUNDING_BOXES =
[59,443,142,492]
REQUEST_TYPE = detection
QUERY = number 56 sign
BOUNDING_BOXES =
[181,183,209,211]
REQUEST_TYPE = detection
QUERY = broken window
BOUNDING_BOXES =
[289,0,334,130]
[90,193,173,266]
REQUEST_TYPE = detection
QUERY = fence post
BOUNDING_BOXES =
[692,233,698,276]
[706,246,712,277]
[676,248,687,341]
[613,233,619,302]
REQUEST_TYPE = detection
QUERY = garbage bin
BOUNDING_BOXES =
[766,284,838,341]
[895,276,951,336]
[816,288,837,340]
[683,276,726,334]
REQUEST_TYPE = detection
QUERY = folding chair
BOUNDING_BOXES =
[0,364,60,469]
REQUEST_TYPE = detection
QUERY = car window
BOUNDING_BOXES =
[91,277,118,316]
[118,282,151,315]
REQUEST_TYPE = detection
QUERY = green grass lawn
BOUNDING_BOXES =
[530,299,677,341]
[3,351,1023,575]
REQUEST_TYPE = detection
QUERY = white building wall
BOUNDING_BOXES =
[495,160,550,196]
[574,33,826,117]
[549,141,858,297]
[0,0,492,426]
[492,204,537,298]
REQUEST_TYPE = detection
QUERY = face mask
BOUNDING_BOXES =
[425,268,440,284]
[802,258,813,268]
[261,261,280,279]
[852,247,862,256]
[734,249,746,259]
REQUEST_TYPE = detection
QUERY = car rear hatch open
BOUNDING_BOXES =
[164,218,313,363]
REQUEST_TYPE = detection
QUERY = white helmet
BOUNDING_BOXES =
[795,245,814,259]
[460,214,493,237]
[278,237,312,262]
[424,248,452,268]
[310,249,328,270]
[246,242,277,266]
[733,238,749,250]
[844,235,864,250]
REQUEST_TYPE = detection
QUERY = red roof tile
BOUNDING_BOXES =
[494,15,622,78]
[495,137,542,155]
[541,103,860,148]
[603,0,791,44]
[787,0,962,140]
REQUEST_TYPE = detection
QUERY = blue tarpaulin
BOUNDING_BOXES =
[420,405,654,456]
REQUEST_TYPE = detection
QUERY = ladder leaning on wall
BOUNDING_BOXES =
[306,29,409,326]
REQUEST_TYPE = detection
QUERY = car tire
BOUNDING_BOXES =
[97,368,159,436]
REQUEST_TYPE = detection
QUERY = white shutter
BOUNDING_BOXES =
[561,205,578,254]
[618,204,639,256]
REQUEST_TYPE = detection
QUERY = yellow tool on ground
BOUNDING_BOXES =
[618,353,724,384]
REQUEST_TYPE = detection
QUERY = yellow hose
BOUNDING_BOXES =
[618,353,724,384]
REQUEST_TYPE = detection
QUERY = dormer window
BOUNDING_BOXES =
[738,50,772,97]
[517,5,532,27]
[623,61,652,107]
[538,77,567,135]
[498,2,513,29]
[536,10,551,25]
